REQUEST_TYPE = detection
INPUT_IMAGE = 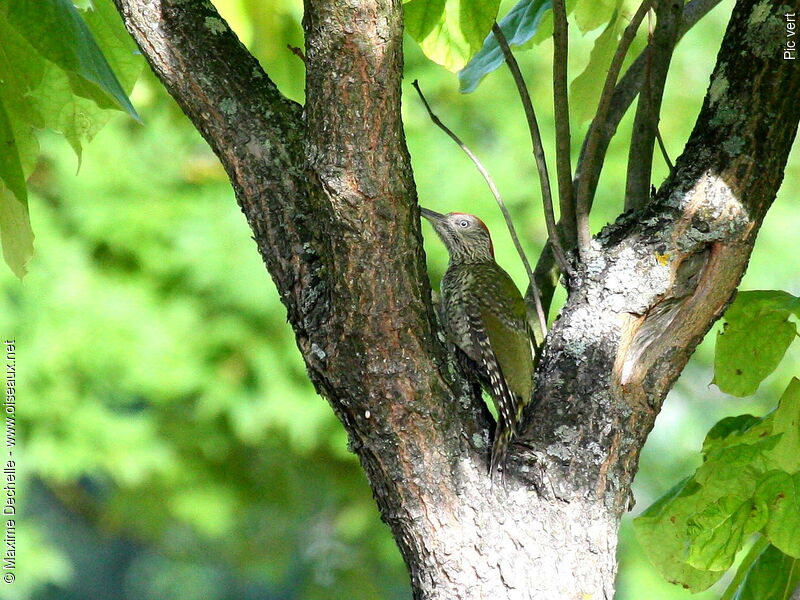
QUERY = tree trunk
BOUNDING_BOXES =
[111,0,800,597]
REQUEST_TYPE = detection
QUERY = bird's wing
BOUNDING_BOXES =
[464,306,518,432]
[479,306,533,418]
[471,265,533,410]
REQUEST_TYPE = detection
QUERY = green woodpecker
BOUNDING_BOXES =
[420,207,533,479]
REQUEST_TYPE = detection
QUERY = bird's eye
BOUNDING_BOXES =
[458,219,470,228]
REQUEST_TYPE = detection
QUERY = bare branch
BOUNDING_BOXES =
[575,0,654,259]
[575,0,723,206]
[411,80,548,339]
[624,0,682,210]
[491,23,572,277]
[551,0,576,248]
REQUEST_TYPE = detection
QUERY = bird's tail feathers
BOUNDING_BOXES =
[489,418,513,484]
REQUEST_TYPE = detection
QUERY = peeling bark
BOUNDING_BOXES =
[112,0,799,598]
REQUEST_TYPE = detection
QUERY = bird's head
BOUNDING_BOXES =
[420,207,494,264]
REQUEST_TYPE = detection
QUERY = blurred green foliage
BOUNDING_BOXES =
[3,0,798,599]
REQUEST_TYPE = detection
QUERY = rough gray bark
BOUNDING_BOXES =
[111,0,799,598]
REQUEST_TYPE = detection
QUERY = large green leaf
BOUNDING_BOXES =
[755,471,800,558]
[0,7,46,129]
[8,0,139,120]
[702,380,800,474]
[458,0,551,93]
[686,496,767,571]
[0,186,34,279]
[569,11,622,123]
[635,378,800,592]
[405,0,501,72]
[0,95,28,206]
[0,0,142,276]
[0,93,35,278]
[714,291,800,397]
[770,379,800,473]
[634,477,725,591]
[702,414,769,454]
[694,437,779,498]
[726,543,800,600]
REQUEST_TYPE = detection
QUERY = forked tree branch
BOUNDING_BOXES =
[575,0,654,259]
[575,0,724,205]
[534,0,723,317]
[109,0,798,597]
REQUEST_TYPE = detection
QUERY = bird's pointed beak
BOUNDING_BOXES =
[419,207,446,223]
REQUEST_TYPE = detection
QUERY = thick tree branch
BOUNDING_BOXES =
[624,0,682,210]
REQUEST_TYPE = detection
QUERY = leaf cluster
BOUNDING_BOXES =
[635,291,800,599]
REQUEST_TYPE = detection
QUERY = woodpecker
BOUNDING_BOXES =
[420,207,534,480]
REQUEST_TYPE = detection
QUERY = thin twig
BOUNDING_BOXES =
[411,80,548,339]
[624,0,681,211]
[655,126,674,171]
[287,44,306,63]
[491,23,572,277]
[551,0,576,248]
[575,0,654,259]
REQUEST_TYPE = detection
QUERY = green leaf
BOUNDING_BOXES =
[405,0,501,72]
[569,12,621,123]
[0,8,46,129]
[81,0,145,95]
[8,0,140,120]
[714,291,800,397]
[0,186,34,279]
[755,471,800,558]
[727,543,800,600]
[686,496,767,571]
[720,536,770,600]
[0,95,28,205]
[702,380,800,473]
[458,0,551,93]
[702,414,769,455]
[573,0,620,33]
[460,0,503,50]
[769,378,800,473]
[695,437,780,498]
[638,377,800,593]
[634,477,725,592]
